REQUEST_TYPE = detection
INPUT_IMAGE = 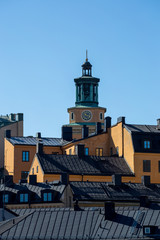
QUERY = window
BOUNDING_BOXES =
[85,147,89,155]
[32,168,34,174]
[143,160,151,172]
[3,194,9,203]
[158,161,160,172]
[21,171,29,180]
[20,193,28,203]
[96,148,103,156]
[100,113,103,120]
[69,149,72,155]
[43,192,52,202]
[71,112,74,120]
[144,140,150,149]
[36,166,38,173]
[22,151,29,162]
[110,147,113,156]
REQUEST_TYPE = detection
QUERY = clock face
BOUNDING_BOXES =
[81,110,92,121]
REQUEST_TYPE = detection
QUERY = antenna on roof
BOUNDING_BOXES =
[86,49,88,62]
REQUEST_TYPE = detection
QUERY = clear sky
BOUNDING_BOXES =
[0,0,160,137]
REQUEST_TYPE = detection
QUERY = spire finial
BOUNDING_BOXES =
[86,49,88,62]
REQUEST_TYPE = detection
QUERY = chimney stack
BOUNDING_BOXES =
[112,174,122,186]
[141,176,150,186]
[104,117,111,132]
[82,125,88,138]
[76,144,85,158]
[104,201,115,220]
[96,122,102,134]
[60,173,69,185]
[29,175,37,185]
[36,132,41,138]
[62,126,72,141]
[140,196,150,207]
[117,116,125,125]
[36,142,43,155]
[5,130,11,138]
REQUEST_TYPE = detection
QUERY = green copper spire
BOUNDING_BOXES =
[74,53,100,107]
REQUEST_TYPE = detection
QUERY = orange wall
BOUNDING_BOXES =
[63,132,109,156]
[5,139,62,183]
[110,122,123,157]
[134,153,160,183]
[123,127,134,171]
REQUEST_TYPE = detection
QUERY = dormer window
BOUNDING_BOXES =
[20,193,28,203]
[43,192,52,202]
[144,140,150,149]
[3,194,9,203]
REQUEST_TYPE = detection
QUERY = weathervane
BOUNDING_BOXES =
[86,49,88,62]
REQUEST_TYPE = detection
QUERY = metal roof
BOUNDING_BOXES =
[1,207,160,239]
[70,181,160,202]
[7,137,70,146]
[38,154,133,176]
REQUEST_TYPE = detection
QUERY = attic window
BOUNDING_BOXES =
[20,193,28,203]
[144,140,150,149]
[43,192,52,202]
[3,194,9,203]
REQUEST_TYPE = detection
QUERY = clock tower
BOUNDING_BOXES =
[65,52,106,139]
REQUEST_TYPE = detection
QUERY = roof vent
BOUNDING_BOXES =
[104,201,115,220]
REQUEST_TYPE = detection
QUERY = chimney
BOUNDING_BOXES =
[60,173,69,185]
[4,175,13,186]
[74,200,82,211]
[62,126,72,141]
[19,179,27,184]
[4,130,11,138]
[104,201,115,220]
[157,119,160,130]
[36,142,43,155]
[112,174,122,186]
[36,132,41,138]
[104,117,111,132]
[29,175,37,185]
[16,113,23,121]
[9,113,15,121]
[96,122,102,134]
[76,144,85,158]
[82,125,88,138]
[142,176,150,186]
[140,196,150,207]
[117,116,125,124]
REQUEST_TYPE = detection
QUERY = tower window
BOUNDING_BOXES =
[100,113,103,120]
[71,112,74,120]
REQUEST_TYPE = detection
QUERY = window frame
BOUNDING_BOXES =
[22,151,29,162]
[85,147,89,155]
[20,193,28,203]
[144,140,151,149]
[43,192,52,202]
[3,194,9,203]
[143,160,151,172]
[96,148,103,156]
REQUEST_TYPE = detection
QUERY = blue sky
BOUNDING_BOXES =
[0,0,160,137]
